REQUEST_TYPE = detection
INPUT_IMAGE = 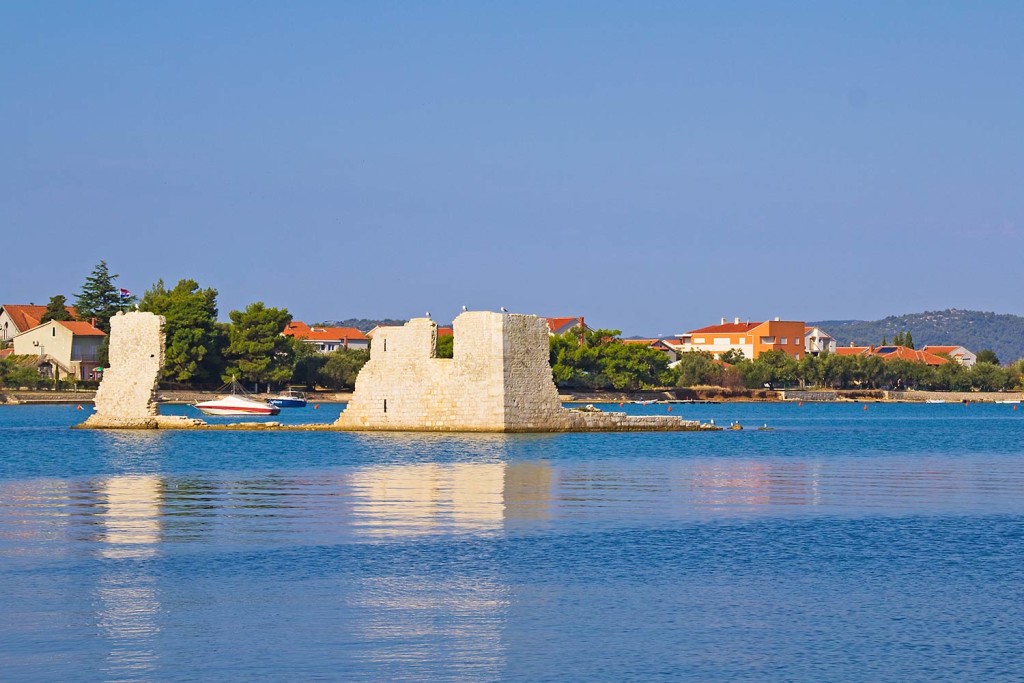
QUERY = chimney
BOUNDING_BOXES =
[775,316,780,321]
[721,317,726,325]
[734,317,740,324]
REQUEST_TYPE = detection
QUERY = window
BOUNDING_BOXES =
[383,399,387,413]
[781,338,788,345]
[796,337,802,345]
[760,336,775,344]
[693,337,705,344]
[52,327,56,337]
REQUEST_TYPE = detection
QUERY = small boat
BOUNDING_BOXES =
[195,394,280,416]
[194,380,281,416]
[268,389,307,408]
[996,400,1022,404]
[633,399,658,405]
[926,399,947,404]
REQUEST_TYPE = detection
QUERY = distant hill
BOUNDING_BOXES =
[315,318,407,332]
[812,309,1024,364]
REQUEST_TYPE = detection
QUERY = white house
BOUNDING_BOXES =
[11,320,106,380]
[1,304,76,343]
[921,346,977,368]
[804,326,837,356]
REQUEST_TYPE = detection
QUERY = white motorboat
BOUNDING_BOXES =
[195,393,280,417]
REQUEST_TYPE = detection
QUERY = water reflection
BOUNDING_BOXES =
[95,475,162,681]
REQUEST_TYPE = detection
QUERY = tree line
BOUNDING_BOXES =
[3,263,368,391]
[9,263,1024,393]
[673,349,1024,392]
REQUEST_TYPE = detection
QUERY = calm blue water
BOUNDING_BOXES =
[2,402,1024,681]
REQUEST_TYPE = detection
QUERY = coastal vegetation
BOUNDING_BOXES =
[673,349,1022,392]
[8,264,1023,395]
[550,329,676,391]
[139,279,226,384]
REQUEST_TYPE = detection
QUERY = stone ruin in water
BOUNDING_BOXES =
[335,311,689,432]
[82,311,201,429]
[81,309,693,432]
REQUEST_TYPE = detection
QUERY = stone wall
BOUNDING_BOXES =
[82,312,202,429]
[335,311,687,432]
[888,390,1024,403]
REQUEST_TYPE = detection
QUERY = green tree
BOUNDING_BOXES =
[139,279,226,385]
[796,353,824,388]
[720,348,746,365]
[820,353,857,389]
[932,361,970,391]
[289,337,327,389]
[75,261,136,333]
[40,295,74,323]
[0,356,46,388]
[969,362,1011,391]
[223,302,294,387]
[436,334,454,359]
[675,351,722,387]
[855,354,886,389]
[549,329,674,390]
[976,349,1000,366]
[905,331,914,349]
[318,348,370,389]
[741,350,797,389]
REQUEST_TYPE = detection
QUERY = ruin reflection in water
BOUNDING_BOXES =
[95,475,162,681]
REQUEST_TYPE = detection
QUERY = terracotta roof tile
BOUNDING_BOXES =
[284,322,367,342]
[57,321,106,336]
[2,304,77,332]
[687,322,760,335]
[545,317,585,334]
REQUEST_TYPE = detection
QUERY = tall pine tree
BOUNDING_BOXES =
[75,261,136,333]
[223,302,294,388]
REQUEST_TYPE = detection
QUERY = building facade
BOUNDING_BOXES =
[804,326,837,356]
[0,304,77,343]
[676,317,807,360]
[11,320,105,380]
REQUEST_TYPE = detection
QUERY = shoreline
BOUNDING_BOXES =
[4,387,1022,406]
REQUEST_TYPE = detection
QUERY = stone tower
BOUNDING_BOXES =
[335,311,685,432]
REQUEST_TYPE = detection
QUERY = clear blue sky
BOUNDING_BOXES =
[2,2,1021,335]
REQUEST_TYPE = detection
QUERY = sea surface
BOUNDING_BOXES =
[2,401,1024,682]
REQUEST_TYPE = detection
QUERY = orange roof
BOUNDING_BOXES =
[687,322,760,335]
[835,346,871,356]
[284,321,366,342]
[437,326,453,337]
[58,321,106,336]
[873,346,948,365]
[283,321,311,335]
[622,338,659,345]
[0,348,13,358]
[921,345,962,355]
[2,304,77,332]
[546,317,585,334]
